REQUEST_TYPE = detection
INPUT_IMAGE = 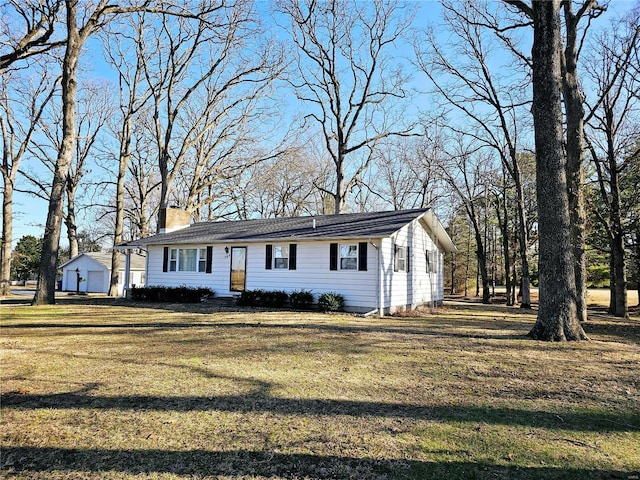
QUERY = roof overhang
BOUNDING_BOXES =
[418,210,458,253]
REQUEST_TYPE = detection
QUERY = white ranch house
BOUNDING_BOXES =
[118,208,456,314]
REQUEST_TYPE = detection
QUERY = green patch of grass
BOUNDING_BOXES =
[1,299,639,479]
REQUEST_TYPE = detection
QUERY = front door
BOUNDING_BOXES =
[230,247,247,292]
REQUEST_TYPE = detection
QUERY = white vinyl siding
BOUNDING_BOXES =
[146,241,379,311]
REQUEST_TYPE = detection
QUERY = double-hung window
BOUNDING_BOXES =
[274,245,289,269]
[394,245,407,272]
[426,250,437,273]
[164,247,212,273]
[340,244,358,270]
[265,244,297,270]
[329,242,367,271]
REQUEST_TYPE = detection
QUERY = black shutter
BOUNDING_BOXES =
[329,243,338,271]
[163,247,169,272]
[358,242,367,271]
[206,246,213,273]
[406,246,410,272]
[265,244,273,270]
[289,244,297,270]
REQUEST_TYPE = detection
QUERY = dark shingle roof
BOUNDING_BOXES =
[120,209,431,247]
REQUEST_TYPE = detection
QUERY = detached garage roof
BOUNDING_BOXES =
[60,252,147,270]
[118,209,457,253]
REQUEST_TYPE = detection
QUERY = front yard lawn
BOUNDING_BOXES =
[1,298,639,479]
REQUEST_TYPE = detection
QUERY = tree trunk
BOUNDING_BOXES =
[450,251,457,295]
[528,0,587,341]
[607,116,628,317]
[496,194,513,306]
[514,179,531,308]
[470,219,491,304]
[608,249,616,314]
[611,231,628,317]
[32,1,80,305]
[562,2,588,324]
[109,111,133,297]
[66,189,78,258]
[0,179,13,296]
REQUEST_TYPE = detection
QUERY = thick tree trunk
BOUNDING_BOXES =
[528,0,587,341]
[562,1,588,324]
[32,2,80,305]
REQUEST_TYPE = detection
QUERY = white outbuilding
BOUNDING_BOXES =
[60,251,146,295]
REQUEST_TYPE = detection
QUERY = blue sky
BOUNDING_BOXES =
[9,0,636,248]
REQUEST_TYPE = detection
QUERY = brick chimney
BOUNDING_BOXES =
[157,207,191,234]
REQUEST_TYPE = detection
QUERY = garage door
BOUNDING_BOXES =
[86,271,104,292]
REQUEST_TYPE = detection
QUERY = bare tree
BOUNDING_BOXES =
[356,136,444,211]
[415,0,534,307]
[27,1,220,305]
[436,134,496,304]
[100,14,154,296]
[506,0,588,340]
[561,0,607,324]
[584,10,640,318]
[0,65,58,295]
[0,0,64,72]
[26,79,114,258]
[138,0,284,222]
[279,0,417,213]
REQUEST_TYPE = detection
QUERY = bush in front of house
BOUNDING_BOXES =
[289,289,314,310]
[237,289,289,308]
[317,292,345,312]
[130,285,214,303]
[237,289,265,307]
[261,290,289,308]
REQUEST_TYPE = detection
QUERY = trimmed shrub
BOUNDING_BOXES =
[317,292,345,312]
[237,289,264,307]
[130,285,214,303]
[289,289,314,310]
[261,290,289,308]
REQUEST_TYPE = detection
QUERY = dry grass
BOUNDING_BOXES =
[1,295,639,480]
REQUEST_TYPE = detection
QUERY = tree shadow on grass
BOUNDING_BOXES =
[3,390,639,433]
[0,446,632,480]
